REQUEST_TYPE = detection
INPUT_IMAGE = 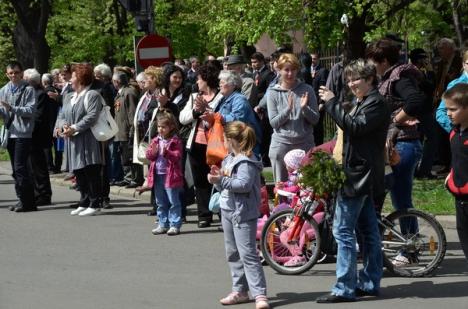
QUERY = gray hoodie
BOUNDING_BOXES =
[0,80,37,138]
[215,153,263,225]
[266,81,319,145]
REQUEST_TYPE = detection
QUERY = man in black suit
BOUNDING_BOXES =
[310,53,329,145]
[24,68,53,206]
[251,52,275,103]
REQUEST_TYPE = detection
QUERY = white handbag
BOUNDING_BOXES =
[84,91,119,141]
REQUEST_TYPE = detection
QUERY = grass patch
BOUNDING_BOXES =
[262,170,273,183]
[383,178,454,215]
[0,148,8,161]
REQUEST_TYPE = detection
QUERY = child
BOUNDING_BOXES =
[443,83,468,260]
[146,111,184,236]
[275,149,306,193]
[207,121,270,309]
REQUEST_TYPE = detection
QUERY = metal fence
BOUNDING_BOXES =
[318,47,342,142]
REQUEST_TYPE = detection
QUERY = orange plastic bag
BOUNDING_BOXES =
[206,113,228,165]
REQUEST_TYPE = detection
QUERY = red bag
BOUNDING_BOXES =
[206,113,228,165]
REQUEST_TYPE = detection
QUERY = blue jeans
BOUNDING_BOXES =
[390,140,422,235]
[110,141,124,182]
[154,174,182,228]
[332,193,382,298]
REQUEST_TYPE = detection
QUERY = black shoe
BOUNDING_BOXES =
[9,202,22,211]
[147,209,156,216]
[316,293,356,303]
[355,288,379,297]
[115,180,130,187]
[69,203,80,209]
[102,200,113,209]
[198,220,211,228]
[14,206,38,212]
[125,182,138,189]
[35,198,52,206]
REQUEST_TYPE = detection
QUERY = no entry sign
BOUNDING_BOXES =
[136,34,172,68]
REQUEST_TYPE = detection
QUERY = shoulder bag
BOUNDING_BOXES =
[84,90,119,141]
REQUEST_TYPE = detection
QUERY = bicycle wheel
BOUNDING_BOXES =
[260,209,321,275]
[381,208,447,277]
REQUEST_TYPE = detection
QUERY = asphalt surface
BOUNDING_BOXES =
[1,163,468,309]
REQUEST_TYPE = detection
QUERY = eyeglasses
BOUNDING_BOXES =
[347,77,362,84]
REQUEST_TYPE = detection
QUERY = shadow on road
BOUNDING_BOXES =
[381,279,468,299]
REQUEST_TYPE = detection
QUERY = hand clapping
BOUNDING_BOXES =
[318,86,335,102]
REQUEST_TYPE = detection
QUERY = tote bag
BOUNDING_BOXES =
[84,91,119,141]
[206,113,227,165]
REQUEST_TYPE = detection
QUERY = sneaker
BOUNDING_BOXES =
[284,255,306,267]
[167,227,180,236]
[391,253,418,267]
[152,226,169,235]
[255,295,270,309]
[70,206,87,215]
[78,207,100,216]
[219,292,249,305]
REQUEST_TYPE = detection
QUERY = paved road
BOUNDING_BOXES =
[1,172,468,309]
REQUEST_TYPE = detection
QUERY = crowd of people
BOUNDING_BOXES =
[1,35,467,307]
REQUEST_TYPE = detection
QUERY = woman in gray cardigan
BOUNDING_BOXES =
[266,53,320,182]
[57,63,103,216]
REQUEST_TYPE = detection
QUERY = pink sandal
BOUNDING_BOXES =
[220,292,250,305]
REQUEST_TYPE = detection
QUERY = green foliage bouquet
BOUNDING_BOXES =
[299,150,346,197]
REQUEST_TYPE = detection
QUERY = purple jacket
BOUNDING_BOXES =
[145,134,184,189]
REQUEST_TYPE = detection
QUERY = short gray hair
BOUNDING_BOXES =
[344,59,377,86]
[23,68,41,86]
[136,71,146,83]
[94,63,112,79]
[112,71,128,86]
[42,73,54,86]
[219,70,242,90]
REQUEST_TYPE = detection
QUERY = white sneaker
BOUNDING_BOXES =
[167,227,180,236]
[78,207,100,216]
[152,226,169,235]
[70,207,87,215]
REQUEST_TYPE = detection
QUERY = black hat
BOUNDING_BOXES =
[385,33,405,44]
[409,48,428,62]
[225,55,246,65]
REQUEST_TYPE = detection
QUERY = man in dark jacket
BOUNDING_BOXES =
[317,59,390,303]
[24,69,53,206]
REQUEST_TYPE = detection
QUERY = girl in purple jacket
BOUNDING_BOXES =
[146,111,184,236]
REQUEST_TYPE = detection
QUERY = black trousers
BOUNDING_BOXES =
[31,144,52,201]
[188,142,213,222]
[456,199,468,261]
[7,138,35,208]
[45,138,63,172]
[74,164,102,209]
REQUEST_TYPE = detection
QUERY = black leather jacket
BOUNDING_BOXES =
[325,88,390,197]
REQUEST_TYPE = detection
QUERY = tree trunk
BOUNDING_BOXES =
[345,14,368,61]
[451,0,465,47]
[9,0,51,73]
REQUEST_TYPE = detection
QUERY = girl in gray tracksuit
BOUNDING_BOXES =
[208,121,270,309]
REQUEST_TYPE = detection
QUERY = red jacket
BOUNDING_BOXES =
[447,127,468,197]
[145,134,184,189]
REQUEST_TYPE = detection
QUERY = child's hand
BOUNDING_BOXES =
[151,143,159,157]
[207,173,221,184]
[210,165,221,175]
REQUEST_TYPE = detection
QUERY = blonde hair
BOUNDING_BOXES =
[156,110,179,136]
[463,50,468,62]
[144,66,164,87]
[224,121,256,156]
[276,53,301,70]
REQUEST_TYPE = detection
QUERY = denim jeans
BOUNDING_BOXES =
[154,174,182,228]
[331,193,382,298]
[390,140,422,235]
[110,141,124,182]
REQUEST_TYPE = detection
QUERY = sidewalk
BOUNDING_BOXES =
[0,160,456,229]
